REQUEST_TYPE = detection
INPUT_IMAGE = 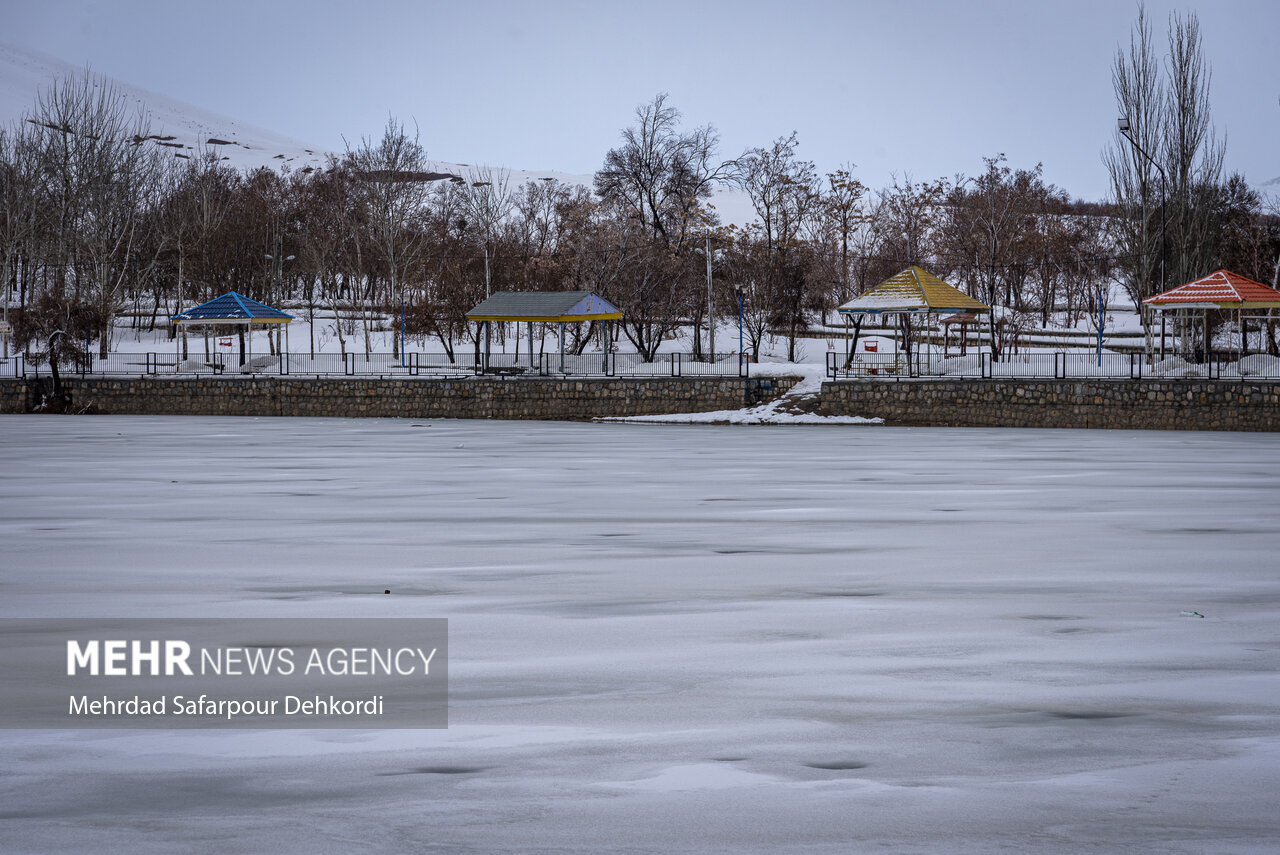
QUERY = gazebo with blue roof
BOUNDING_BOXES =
[171,292,294,369]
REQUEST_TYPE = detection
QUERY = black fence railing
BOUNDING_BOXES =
[16,347,1274,381]
[826,351,1280,381]
[8,350,753,379]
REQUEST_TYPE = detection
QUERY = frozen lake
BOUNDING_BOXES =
[2,415,1279,853]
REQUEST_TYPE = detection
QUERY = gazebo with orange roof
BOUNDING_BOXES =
[1143,270,1280,360]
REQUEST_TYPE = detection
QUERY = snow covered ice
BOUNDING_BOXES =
[2,415,1280,853]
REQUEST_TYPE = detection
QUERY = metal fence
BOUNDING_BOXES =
[827,350,1280,381]
[14,347,1275,382]
[5,350,752,380]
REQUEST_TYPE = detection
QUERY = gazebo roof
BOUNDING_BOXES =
[1143,270,1280,310]
[172,292,294,325]
[837,266,991,315]
[466,291,622,322]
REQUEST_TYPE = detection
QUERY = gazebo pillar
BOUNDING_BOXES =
[1203,309,1210,364]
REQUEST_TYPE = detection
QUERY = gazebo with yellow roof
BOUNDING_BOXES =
[837,266,992,372]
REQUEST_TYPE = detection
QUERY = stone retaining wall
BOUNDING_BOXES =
[0,376,795,420]
[821,379,1280,431]
[4,376,1275,430]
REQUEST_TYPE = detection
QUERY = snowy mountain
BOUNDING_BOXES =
[1259,174,1280,206]
[0,41,756,225]
[0,41,331,174]
[0,42,589,187]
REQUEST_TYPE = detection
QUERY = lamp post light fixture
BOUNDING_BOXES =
[1117,116,1167,298]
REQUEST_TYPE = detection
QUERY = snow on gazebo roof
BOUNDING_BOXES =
[466,291,622,323]
[172,292,294,325]
[1143,270,1280,311]
[837,266,991,315]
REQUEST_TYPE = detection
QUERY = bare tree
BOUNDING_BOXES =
[819,165,867,318]
[595,93,738,249]
[160,150,237,358]
[740,133,822,360]
[594,95,737,361]
[1105,6,1224,305]
[346,117,433,359]
[25,72,167,355]
[460,165,515,299]
[12,289,106,408]
[940,155,1053,310]
[1161,10,1224,288]
[0,124,39,347]
[876,174,949,272]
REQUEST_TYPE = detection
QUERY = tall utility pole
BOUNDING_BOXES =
[1118,116,1167,361]
[705,232,715,362]
[265,244,295,356]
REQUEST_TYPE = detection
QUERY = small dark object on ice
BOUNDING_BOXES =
[384,589,391,594]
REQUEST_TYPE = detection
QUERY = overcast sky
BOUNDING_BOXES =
[4,0,1278,202]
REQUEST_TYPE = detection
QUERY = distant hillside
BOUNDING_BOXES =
[0,41,756,225]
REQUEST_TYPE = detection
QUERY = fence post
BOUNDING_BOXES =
[981,352,991,379]
[671,352,680,377]
[344,353,354,376]
[409,352,419,376]
[280,351,290,376]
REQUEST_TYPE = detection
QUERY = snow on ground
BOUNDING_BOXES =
[2,416,1280,853]
[606,362,883,425]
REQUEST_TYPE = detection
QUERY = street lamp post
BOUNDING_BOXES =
[265,250,295,360]
[705,233,715,363]
[1097,285,1104,367]
[1118,116,1167,359]
[733,282,745,374]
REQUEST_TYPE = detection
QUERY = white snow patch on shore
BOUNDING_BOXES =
[601,363,884,425]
